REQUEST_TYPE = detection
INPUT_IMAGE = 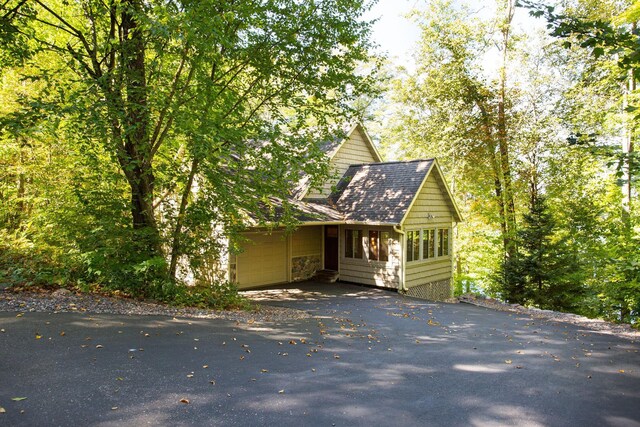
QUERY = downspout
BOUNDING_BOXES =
[393,225,407,292]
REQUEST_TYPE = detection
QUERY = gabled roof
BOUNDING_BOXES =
[329,160,434,224]
[292,123,383,200]
[319,123,383,162]
[248,158,462,226]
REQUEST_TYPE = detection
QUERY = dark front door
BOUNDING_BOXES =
[324,225,339,271]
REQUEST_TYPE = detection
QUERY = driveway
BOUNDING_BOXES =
[1,281,639,426]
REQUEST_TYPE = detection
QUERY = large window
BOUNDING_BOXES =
[407,228,450,262]
[345,229,363,259]
[406,230,420,261]
[438,228,450,257]
[369,230,390,262]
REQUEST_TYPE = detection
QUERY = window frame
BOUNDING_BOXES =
[406,230,420,262]
[423,228,435,259]
[368,230,390,262]
[345,228,363,259]
[406,227,451,262]
[438,228,450,257]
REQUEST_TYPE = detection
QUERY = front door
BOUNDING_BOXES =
[324,225,339,271]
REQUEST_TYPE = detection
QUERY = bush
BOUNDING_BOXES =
[148,280,252,310]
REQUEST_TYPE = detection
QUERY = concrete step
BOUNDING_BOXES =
[314,269,339,283]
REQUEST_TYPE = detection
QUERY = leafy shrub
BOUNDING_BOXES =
[148,280,252,310]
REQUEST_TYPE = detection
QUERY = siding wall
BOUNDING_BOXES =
[291,225,322,257]
[339,225,401,289]
[291,226,323,282]
[403,172,454,289]
[307,127,378,199]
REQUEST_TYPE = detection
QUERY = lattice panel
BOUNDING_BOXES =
[405,279,452,301]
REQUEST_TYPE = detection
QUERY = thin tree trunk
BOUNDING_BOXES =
[497,0,517,260]
[168,157,200,280]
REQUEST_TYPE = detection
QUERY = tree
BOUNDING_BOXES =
[521,0,639,212]
[501,194,584,310]
[521,0,640,321]
[1,0,378,292]
[383,0,530,291]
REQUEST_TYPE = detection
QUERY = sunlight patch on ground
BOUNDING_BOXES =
[453,364,508,374]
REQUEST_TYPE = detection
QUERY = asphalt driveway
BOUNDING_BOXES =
[1,281,639,426]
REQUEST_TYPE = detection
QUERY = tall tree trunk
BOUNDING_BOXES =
[497,0,517,260]
[120,1,157,234]
[622,42,635,219]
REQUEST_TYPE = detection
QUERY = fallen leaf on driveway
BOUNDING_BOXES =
[619,370,625,373]
[96,345,104,349]
[111,407,118,410]
[505,360,512,364]
[261,369,269,373]
[11,397,27,401]
[179,398,190,404]
[0,407,5,413]
[35,334,42,340]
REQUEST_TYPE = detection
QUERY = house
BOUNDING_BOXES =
[228,124,462,300]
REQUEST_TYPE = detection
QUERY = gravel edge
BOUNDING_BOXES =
[0,288,312,323]
[458,294,639,341]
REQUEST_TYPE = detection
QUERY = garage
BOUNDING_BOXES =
[235,232,288,289]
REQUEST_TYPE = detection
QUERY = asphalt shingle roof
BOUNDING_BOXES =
[329,159,434,224]
[252,159,439,225]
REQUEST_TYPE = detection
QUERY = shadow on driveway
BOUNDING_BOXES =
[0,281,638,426]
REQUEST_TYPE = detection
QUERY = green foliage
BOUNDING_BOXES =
[0,230,78,288]
[500,196,585,311]
[147,281,251,310]
[0,0,379,304]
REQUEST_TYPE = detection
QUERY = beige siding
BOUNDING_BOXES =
[402,171,454,289]
[291,225,322,257]
[403,172,454,228]
[236,232,288,289]
[339,225,401,289]
[307,127,378,199]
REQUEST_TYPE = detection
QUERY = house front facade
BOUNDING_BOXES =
[229,124,462,300]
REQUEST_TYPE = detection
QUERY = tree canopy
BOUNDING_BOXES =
[0,0,379,303]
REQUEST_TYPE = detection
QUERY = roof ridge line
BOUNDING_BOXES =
[347,158,434,168]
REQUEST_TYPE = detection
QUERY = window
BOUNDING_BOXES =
[407,228,449,262]
[438,228,450,256]
[369,230,390,262]
[406,230,420,262]
[423,229,435,259]
[345,229,363,258]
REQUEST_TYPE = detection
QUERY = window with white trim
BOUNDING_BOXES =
[423,229,435,259]
[407,227,450,262]
[407,230,420,261]
[345,229,363,259]
[369,230,390,262]
[438,228,450,257]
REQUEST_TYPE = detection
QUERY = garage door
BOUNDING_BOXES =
[236,232,288,289]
